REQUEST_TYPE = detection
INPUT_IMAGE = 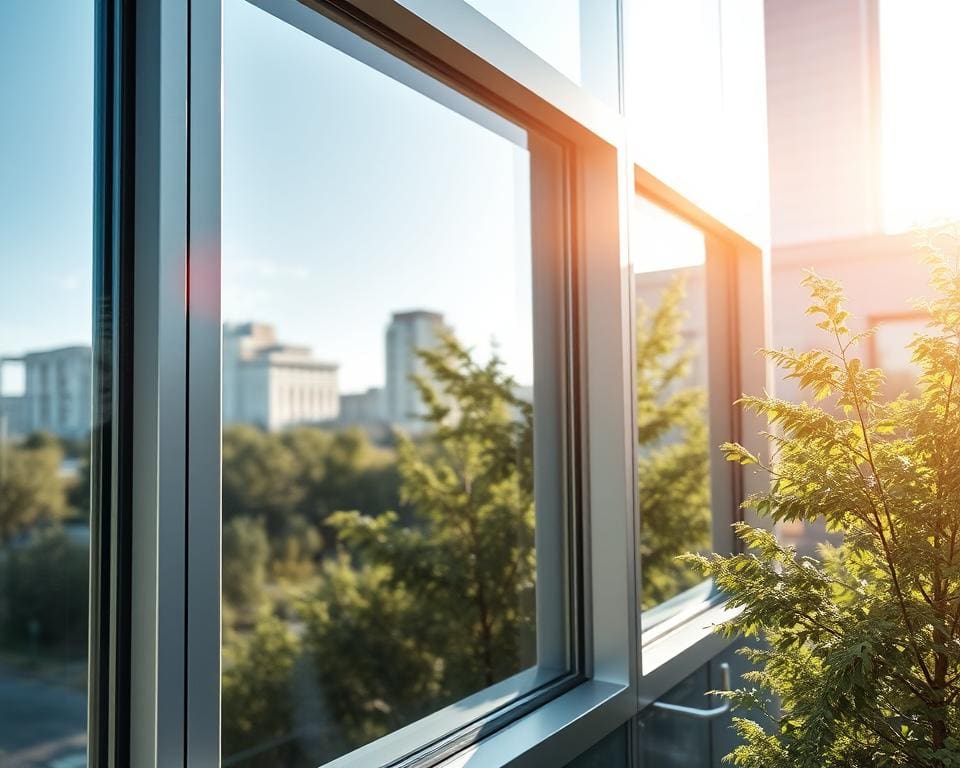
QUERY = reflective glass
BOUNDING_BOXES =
[632,197,713,621]
[221,1,559,764]
[402,0,620,108]
[0,2,94,766]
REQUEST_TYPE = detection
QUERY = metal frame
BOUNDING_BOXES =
[105,1,773,767]
[631,164,772,708]
[89,1,137,765]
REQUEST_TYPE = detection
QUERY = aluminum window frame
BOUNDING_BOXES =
[102,0,775,766]
[121,2,638,768]
[630,164,772,708]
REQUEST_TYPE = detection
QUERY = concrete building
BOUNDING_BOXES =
[338,387,385,425]
[1,346,93,440]
[384,310,449,428]
[223,322,338,431]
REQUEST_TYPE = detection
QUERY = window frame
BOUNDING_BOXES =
[631,165,771,708]
[122,1,638,768]
[110,0,768,766]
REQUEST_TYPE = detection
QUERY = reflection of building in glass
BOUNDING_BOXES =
[223,322,339,431]
[1,346,92,439]
[385,310,449,428]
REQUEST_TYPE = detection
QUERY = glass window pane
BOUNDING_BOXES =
[221,2,563,765]
[632,197,713,625]
[0,2,94,766]
[403,0,619,108]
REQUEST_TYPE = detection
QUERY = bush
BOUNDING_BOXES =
[689,231,960,767]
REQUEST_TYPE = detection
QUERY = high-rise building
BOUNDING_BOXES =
[5,346,93,439]
[222,322,338,431]
[384,310,448,428]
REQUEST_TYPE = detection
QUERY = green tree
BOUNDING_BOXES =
[222,617,301,768]
[636,275,712,608]
[0,436,70,542]
[688,235,960,767]
[222,516,271,625]
[301,333,535,748]
[0,526,88,654]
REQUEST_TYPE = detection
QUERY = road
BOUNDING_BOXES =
[0,665,86,768]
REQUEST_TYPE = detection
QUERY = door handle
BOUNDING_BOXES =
[650,662,731,720]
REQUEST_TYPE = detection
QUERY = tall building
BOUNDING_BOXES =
[764,0,932,554]
[2,346,94,440]
[222,322,338,431]
[384,310,448,428]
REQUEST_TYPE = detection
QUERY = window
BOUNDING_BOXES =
[870,313,927,400]
[631,189,744,648]
[633,196,713,621]
[0,2,94,766]
[220,1,572,765]
[397,0,620,108]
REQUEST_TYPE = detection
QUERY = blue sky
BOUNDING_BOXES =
[0,1,94,392]
[1,0,536,395]
[223,0,533,392]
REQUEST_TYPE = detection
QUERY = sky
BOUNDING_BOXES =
[222,0,534,393]
[5,0,960,394]
[0,0,537,396]
[879,0,960,233]
[0,1,94,393]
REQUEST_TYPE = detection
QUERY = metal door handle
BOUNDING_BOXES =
[651,662,731,720]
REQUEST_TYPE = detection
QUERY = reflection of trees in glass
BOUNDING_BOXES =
[220,334,535,763]
[636,275,711,609]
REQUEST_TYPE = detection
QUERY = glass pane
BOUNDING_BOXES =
[0,2,94,766]
[221,2,557,765]
[632,197,713,623]
[406,0,620,108]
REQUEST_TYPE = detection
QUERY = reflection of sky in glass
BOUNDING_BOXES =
[224,0,534,394]
[631,196,706,274]
[459,0,582,83]
[880,0,960,233]
[0,3,94,363]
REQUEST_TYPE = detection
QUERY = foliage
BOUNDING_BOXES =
[0,436,70,542]
[221,425,400,555]
[222,617,301,768]
[0,526,88,654]
[687,233,960,767]
[301,333,536,748]
[636,275,712,608]
[222,516,271,624]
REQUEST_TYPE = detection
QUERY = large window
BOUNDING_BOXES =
[0,3,94,767]
[631,191,742,646]
[219,1,571,765]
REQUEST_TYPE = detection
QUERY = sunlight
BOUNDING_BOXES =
[880,0,960,233]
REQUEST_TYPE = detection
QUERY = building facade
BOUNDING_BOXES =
[384,310,448,428]
[222,322,338,431]
[5,346,94,440]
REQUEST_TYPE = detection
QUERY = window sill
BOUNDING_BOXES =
[437,680,634,768]
[639,599,742,707]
